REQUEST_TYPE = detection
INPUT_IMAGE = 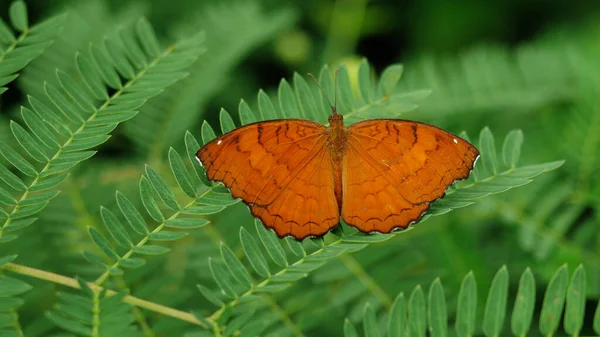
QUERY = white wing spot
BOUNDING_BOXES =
[195,156,204,167]
[217,140,223,145]
[453,138,458,144]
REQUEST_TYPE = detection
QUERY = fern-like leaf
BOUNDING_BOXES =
[0,1,65,95]
[0,255,30,337]
[46,279,139,336]
[87,132,241,287]
[0,18,205,243]
[345,264,592,337]
[124,1,297,158]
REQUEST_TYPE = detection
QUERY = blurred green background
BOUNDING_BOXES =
[1,0,600,336]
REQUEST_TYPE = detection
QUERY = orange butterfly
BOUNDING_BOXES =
[197,73,479,240]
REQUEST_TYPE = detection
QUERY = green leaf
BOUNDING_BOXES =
[18,191,58,207]
[90,44,122,90]
[255,220,287,267]
[0,164,26,191]
[455,272,477,337]
[408,286,426,337]
[238,99,257,125]
[20,107,59,150]
[144,166,180,211]
[100,206,132,248]
[0,255,17,267]
[254,283,291,293]
[9,1,28,31]
[511,268,535,337]
[164,218,209,229]
[118,257,146,269]
[43,82,82,123]
[317,65,335,122]
[388,292,406,337]
[337,66,356,113]
[148,231,188,241]
[0,275,31,297]
[564,265,586,335]
[278,78,300,118]
[219,108,236,134]
[132,245,170,255]
[168,148,196,198]
[10,121,47,162]
[285,237,305,257]
[184,131,208,184]
[182,205,226,215]
[0,297,24,311]
[29,172,68,192]
[222,311,255,337]
[209,258,237,298]
[220,243,252,289]
[344,319,359,337]
[136,18,161,57]
[240,227,270,278]
[0,187,16,206]
[428,279,447,337]
[258,89,278,120]
[201,120,217,145]
[483,266,508,337]
[479,127,498,175]
[56,70,94,113]
[45,312,91,336]
[363,303,379,337]
[0,19,14,44]
[293,72,318,120]
[378,64,403,97]
[140,176,165,222]
[76,52,107,100]
[104,36,135,79]
[116,191,148,235]
[197,284,224,307]
[502,130,523,169]
[342,233,394,244]
[88,227,118,261]
[358,58,374,103]
[539,264,568,336]
[0,141,37,177]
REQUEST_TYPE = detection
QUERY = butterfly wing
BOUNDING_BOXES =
[342,119,479,233]
[197,120,339,239]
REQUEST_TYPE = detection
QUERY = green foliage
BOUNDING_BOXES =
[124,1,297,159]
[0,1,595,337]
[0,1,65,95]
[46,283,139,336]
[0,18,204,244]
[345,264,597,337]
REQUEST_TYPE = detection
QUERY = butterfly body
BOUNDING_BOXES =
[324,110,348,207]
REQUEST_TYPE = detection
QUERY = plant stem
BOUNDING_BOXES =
[2,262,209,328]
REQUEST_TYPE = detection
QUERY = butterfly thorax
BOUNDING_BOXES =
[325,111,348,207]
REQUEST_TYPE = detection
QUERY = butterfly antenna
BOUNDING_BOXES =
[333,68,339,114]
[307,72,337,115]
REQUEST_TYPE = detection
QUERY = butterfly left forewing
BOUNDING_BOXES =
[341,119,479,233]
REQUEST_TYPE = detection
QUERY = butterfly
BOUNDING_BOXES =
[196,72,479,240]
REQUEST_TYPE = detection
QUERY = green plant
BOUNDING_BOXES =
[0,1,596,337]
[344,264,600,337]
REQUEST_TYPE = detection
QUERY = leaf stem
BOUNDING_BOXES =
[2,262,209,328]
